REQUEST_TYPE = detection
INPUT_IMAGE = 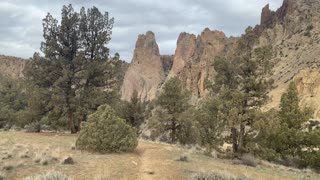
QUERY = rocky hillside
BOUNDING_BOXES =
[121,0,320,117]
[0,55,26,79]
[257,0,320,117]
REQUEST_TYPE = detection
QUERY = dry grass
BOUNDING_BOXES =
[191,170,241,180]
[24,171,71,180]
[0,131,319,180]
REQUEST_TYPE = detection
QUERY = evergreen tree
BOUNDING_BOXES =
[0,75,27,127]
[273,82,313,158]
[195,97,225,149]
[151,77,192,143]
[25,5,114,133]
[254,82,320,170]
[123,90,145,128]
[279,82,312,129]
[211,27,273,154]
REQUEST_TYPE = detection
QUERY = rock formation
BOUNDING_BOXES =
[256,0,320,118]
[260,4,273,29]
[120,0,320,120]
[168,28,227,97]
[121,31,165,101]
[0,55,26,79]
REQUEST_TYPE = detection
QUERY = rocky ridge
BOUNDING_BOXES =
[0,55,26,79]
[121,0,320,118]
[257,0,320,117]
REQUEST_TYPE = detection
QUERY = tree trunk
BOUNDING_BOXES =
[231,127,238,154]
[68,111,76,134]
[77,114,86,132]
[238,122,245,154]
[171,120,176,143]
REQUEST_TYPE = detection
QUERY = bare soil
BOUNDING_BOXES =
[0,131,318,180]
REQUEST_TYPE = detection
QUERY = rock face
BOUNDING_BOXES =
[0,55,26,79]
[261,4,273,26]
[168,28,227,97]
[257,0,320,117]
[121,0,320,117]
[121,31,165,101]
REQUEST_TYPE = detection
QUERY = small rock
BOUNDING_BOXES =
[2,154,12,160]
[177,153,189,162]
[62,156,74,165]
[3,164,14,171]
[143,170,155,175]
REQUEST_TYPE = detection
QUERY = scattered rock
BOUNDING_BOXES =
[19,151,30,158]
[131,161,138,166]
[62,156,74,165]
[2,164,14,171]
[143,170,155,175]
[2,154,12,160]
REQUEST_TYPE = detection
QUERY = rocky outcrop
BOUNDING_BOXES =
[258,0,320,118]
[121,31,165,101]
[120,0,320,116]
[168,28,227,96]
[0,55,26,79]
[261,4,273,27]
[295,69,320,118]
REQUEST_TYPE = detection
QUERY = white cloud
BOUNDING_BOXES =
[0,0,283,62]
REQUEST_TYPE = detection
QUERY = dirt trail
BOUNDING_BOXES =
[137,142,185,180]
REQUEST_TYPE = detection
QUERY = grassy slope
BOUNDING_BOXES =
[0,131,318,180]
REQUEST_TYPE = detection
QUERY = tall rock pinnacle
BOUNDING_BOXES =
[121,31,165,101]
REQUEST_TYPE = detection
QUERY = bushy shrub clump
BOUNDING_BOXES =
[240,154,259,167]
[76,105,138,153]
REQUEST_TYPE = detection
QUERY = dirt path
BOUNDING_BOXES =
[137,142,185,180]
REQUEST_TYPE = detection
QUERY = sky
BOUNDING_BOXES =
[0,0,282,62]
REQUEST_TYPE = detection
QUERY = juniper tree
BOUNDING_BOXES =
[25,5,114,133]
[273,82,313,158]
[211,27,274,154]
[122,90,145,128]
[0,75,27,127]
[151,77,192,143]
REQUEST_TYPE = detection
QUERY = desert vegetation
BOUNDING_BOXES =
[1,0,320,179]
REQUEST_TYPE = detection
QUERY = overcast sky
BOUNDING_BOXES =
[0,0,282,62]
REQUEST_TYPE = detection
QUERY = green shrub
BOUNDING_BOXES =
[76,105,138,153]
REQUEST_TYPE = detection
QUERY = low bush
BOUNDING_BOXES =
[191,170,245,180]
[25,122,41,133]
[24,171,71,180]
[177,153,189,162]
[240,154,259,167]
[76,105,138,153]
